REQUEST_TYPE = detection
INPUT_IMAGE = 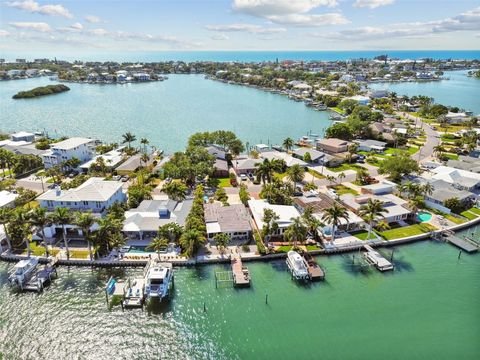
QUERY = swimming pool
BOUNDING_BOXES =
[418,211,433,222]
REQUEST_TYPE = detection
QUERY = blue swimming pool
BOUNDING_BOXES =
[418,211,433,222]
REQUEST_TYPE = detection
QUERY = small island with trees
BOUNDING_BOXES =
[12,84,70,99]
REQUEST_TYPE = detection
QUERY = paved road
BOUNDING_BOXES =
[399,112,440,163]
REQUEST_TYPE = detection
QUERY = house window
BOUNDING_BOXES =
[83,201,88,205]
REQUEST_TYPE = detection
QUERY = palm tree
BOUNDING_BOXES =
[140,153,149,168]
[347,143,358,163]
[433,145,445,159]
[122,132,137,150]
[284,216,308,249]
[29,207,50,257]
[180,229,204,258]
[107,231,126,255]
[326,175,336,186]
[0,207,13,253]
[213,233,230,254]
[286,164,305,189]
[140,138,149,153]
[421,183,434,197]
[302,207,321,240]
[74,211,96,261]
[283,137,294,152]
[261,208,279,242]
[147,235,168,256]
[338,172,346,183]
[255,158,275,184]
[358,199,387,241]
[162,181,188,201]
[321,204,349,243]
[11,208,32,256]
[50,207,73,259]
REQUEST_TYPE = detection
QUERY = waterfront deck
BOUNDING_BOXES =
[363,245,394,272]
[446,235,479,253]
[304,253,325,281]
[123,278,145,308]
[231,255,251,287]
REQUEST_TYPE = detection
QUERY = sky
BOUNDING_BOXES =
[0,0,479,55]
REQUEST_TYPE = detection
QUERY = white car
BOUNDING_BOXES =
[240,174,248,181]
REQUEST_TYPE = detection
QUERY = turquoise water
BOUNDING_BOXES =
[1,75,331,153]
[1,239,479,359]
[3,50,480,62]
[370,70,480,114]
[418,211,433,222]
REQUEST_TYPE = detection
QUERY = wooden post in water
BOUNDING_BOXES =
[265,294,268,305]
[105,289,109,307]
[458,251,462,260]
[203,302,206,312]
[390,249,394,262]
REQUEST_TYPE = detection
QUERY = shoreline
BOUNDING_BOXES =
[2,214,478,268]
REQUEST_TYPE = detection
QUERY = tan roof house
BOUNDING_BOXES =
[316,138,350,154]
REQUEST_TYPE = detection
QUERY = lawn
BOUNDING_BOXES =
[384,146,418,156]
[217,177,232,188]
[326,163,365,172]
[379,223,437,240]
[445,214,466,224]
[468,207,480,215]
[460,210,478,221]
[308,169,325,179]
[330,106,346,115]
[276,244,319,252]
[442,153,459,160]
[274,172,288,180]
[331,184,358,196]
[350,230,372,241]
[69,249,91,259]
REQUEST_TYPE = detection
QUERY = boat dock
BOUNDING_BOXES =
[445,235,479,253]
[22,259,58,292]
[231,255,251,287]
[363,245,394,272]
[123,277,146,308]
[303,253,325,281]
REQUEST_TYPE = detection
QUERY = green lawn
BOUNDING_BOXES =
[308,169,325,179]
[217,177,232,188]
[350,230,373,241]
[468,207,480,215]
[442,153,459,160]
[384,146,418,156]
[379,223,437,240]
[326,163,365,172]
[460,210,478,221]
[444,214,466,224]
[330,106,346,115]
[274,172,288,180]
[332,184,358,196]
[69,249,91,259]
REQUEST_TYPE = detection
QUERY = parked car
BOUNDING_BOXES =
[112,175,121,181]
[247,173,254,181]
[240,174,247,181]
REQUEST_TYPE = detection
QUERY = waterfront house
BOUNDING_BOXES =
[41,137,95,169]
[213,159,229,178]
[369,89,389,99]
[206,145,227,160]
[37,177,126,238]
[123,199,193,245]
[340,193,412,224]
[79,148,125,173]
[38,177,126,213]
[445,112,471,124]
[423,179,476,214]
[354,139,387,152]
[316,138,350,154]
[116,154,154,175]
[204,203,252,244]
[11,131,35,143]
[248,199,301,239]
[0,190,18,209]
[447,156,480,174]
[0,143,47,157]
[347,95,370,105]
[431,166,480,191]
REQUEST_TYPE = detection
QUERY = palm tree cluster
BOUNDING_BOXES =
[179,185,207,257]
[0,205,126,260]
[0,148,43,178]
[254,158,286,184]
[147,223,184,255]
[320,203,349,243]
[399,181,433,215]
[358,199,387,240]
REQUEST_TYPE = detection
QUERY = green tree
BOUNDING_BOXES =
[239,184,250,206]
[213,233,230,254]
[74,211,96,260]
[29,207,50,257]
[261,208,279,242]
[321,204,349,243]
[0,207,13,252]
[286,164,305,189]
[147,235,169,255]
[303,152,312,163]
[358,199,387,240]
[283,137,294,152]
[284,216,308,249]
[122,132,137,150]
[378,153,420,182]
[325,122,353,140]
[162,181,188,201]
[50,207,73,259]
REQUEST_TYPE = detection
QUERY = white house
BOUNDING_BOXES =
[354,139,387,152]
[431,166,480,191]
[79,148,125,173]
[445,112,471,124]
[0,190,18,208]
[248,199,301,238]
[37,177,126,213]
[41,137,95,169]
[11,131,35,143]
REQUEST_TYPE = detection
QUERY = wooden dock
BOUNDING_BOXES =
[446,235,479,253]
[123,278,145,308]
[231,255,251,287]
[23,263,58,292]
[303,253,325,281]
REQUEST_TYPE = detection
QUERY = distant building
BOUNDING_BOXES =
[354,139,387,152]
[316,138,350,154]
[204,203,252,243]
[11,131,35,143]
[248,199,301,238]
[0,190,18,209]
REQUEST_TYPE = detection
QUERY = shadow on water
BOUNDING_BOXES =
[191,265,212,281]
[146,297,174,316]
[339,254,375,277]
[378,248,415,273]
[270,260,288,272]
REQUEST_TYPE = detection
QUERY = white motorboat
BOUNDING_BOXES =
[144,261,174,301]
[8,258,39,288]
[286,251,309,281]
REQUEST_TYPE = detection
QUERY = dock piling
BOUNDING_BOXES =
[458,251,462,260]
[203,302,206,312]
[265,294,268,305]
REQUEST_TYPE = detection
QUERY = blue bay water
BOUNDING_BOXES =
[370,70,480,114]
[1,75,331,152]
[3,50,480,62]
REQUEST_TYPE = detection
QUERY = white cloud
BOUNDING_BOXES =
[267,13,349,26]
[353,0,394,9]
[70,22,83,30]
[6,0,73,18]
[320,6,480,40]
[84,15,102,23]
[9,21,52,32]
[206,23,286,34]
[233,0,338,16]
[0,29,10,37]
[232,0,347,27]
[89,28,109,36]
[211,34,230,40]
